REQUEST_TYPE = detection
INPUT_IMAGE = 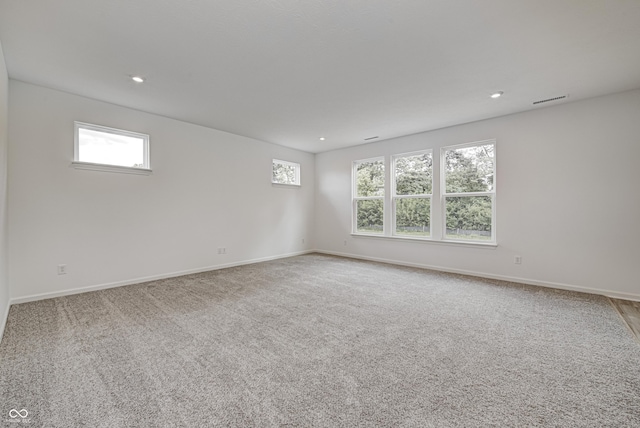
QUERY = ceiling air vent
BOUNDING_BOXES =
[364,136,379,141]
[533,95,568,105]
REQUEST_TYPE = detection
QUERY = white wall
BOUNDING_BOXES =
[5,80,640,306]
[8,81,315,301]
[315,89,640,300]
[0,42,9,339]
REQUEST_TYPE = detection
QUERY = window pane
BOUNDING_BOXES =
[356,199,383,233]
[445,196,492,240]
[356,160,385,197]
[395,153,432,195]
[445,144,494,193]
[78,127,145,167]
[273,160,299,185]
[395,198,430,237]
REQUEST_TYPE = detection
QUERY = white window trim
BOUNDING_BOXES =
[352,157,385,235]
[351,140,497,247]
[350,232,497,248]
[440,139,496,244]
[272,159,301,186]
[73,122,151,175]
[391,149,433,239]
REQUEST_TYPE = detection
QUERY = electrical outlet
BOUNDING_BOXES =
[344,240,347,246]
[302,238,305,244]
[217,247,227,254]
[57,264,67,275]
[514,255,522,264]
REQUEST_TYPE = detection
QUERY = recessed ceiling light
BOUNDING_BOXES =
[319,137,325,141]
[132,76,145,83]
[490,91,503,99]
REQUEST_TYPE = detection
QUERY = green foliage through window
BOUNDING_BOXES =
[394,152,432,237]
[356,160,384,197]
[444,143,494,241]
[396,198,430,236]
[355,159,385,233]
[445,144,494,193]
[445,196,492,240]
[273,159,300,185]
[353,141,495,243]
[357,199,384,233]
[395,153,432,195]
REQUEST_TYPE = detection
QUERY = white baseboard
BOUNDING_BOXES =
[8,249,640,306]
[10,250,315,305]
[315,250,640,302]
[0,297,10,345]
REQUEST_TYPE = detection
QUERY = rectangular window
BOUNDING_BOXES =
[73,122,150,173]
[352,140,496,245]
[353,158,385,234]
[442,141,495,242]
[272,159,301,185]
[392,151,432,237]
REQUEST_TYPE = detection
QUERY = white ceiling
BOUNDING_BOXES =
[1,0,640,153]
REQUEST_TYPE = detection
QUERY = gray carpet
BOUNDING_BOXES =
[1,253,639,427]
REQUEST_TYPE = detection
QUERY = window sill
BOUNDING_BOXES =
[272,182,301,187]
[350,233,497,248]
[71,161,153,175]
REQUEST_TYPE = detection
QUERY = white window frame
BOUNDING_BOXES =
[272,159,301,186]
[440,139,496,244]
[352,157,385,235]
[351,141,496,247]
[72,122,151,175]
[391,150,433,239]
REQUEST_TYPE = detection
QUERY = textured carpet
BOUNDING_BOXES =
[1,253,639,427]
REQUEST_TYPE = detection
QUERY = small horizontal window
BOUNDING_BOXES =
[74,122,150,173]
[272,159,300,185]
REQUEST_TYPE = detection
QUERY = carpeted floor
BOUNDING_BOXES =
[1,253,639,427]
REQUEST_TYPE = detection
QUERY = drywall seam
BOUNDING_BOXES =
[316,250,640,302]
[10,250,314,305]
